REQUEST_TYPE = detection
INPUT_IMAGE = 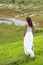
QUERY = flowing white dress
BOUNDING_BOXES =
[24,25,34,57]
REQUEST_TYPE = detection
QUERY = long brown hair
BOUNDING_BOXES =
[26,16,34,29]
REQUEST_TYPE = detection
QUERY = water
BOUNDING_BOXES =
[8,18,26,26]
[0,19,12,25]
[0,18,38,27]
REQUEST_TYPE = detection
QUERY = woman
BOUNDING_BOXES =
[24,16,35,58]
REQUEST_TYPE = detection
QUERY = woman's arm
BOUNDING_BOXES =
[32,24,34,34]
[24,24,27,37]
[32,27,34,34]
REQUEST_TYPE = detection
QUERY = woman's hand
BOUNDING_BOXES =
[32,46,34,51]
[24,24,27,37]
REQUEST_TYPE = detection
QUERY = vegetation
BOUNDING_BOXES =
[0,24,43,65]
[0,0,43,4]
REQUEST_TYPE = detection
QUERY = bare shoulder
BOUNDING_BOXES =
[25,22,28,27]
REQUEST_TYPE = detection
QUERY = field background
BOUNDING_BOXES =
[0,0,43,4]
[0,0,43,65]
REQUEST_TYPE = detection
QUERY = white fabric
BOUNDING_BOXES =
[24,26,34,57]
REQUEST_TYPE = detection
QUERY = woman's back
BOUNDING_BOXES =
[26,26,32,32]
[25,22,32,33]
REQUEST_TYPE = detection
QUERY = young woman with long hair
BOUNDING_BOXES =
[24,16,35,58]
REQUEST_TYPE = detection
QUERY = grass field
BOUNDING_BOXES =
[0,24,43,65]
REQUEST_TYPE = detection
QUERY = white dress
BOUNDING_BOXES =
[24,26,34,57]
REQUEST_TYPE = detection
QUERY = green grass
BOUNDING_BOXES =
[0,24,24,44]
[0,24,43,65]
